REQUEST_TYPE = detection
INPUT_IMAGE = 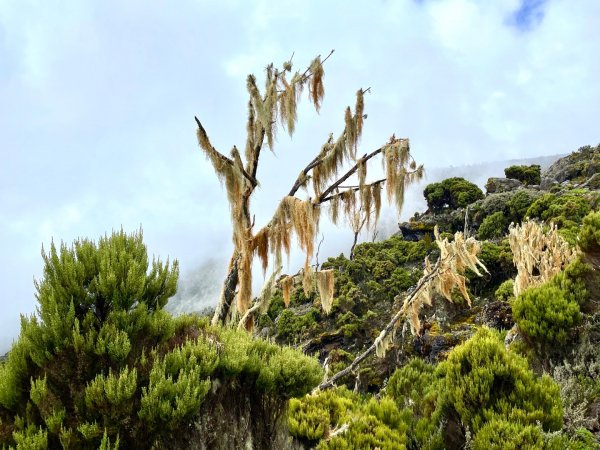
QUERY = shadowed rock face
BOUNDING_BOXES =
[485,177,523,194]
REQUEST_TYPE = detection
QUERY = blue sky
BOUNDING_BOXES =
[1,0,599,352]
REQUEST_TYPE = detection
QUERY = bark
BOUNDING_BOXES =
[211,254,240,326]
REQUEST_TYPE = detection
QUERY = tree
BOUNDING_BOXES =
[423,177,484,212]
[504,164,541,185]
[195,51,424,328]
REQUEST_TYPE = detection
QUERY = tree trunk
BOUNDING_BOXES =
[211,254,240,326]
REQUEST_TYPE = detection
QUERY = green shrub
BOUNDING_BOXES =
[288,387,410,450]
[494,279,514,302]
[423,177,484,212]
[504,165,541,185]
[0,230,323,449]
[506,189,541,222]
[477,211,508,239]
[512,283,581,345]
[436,327,563,433]
[472,418,546,450]
[578,211,600,254]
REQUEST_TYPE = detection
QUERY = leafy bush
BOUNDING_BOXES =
[288,387,409,449]
[423,177,484,212]
[504,164,541,185]
[0,230,322,449]
[436,328,563,433]
[494,279,515,302]
[512,283,581,345]
[578,210,600,254]
[477,211,508,239]
[472,418,548,450]
[506,189,541,222]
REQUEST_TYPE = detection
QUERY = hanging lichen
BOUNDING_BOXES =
[316,269,335,314]
[509,220,575,297]
[280,276,295,307]
[309,56,325,111]
[373,227,488,357]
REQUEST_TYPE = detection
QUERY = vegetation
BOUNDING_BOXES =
[197,52,424,329]
[423,177,484,212]
[2,144,599,448]
[504,164,541,185]
[0,231,322,449]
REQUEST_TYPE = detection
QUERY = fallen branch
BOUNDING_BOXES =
[315,259,441,391]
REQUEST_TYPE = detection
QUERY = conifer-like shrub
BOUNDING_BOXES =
[436,328,563,434]
[512,282,581,345]
[494,279,515,301]
[0,230,322,449]
[423,177,484,212]
[504,164,541,185]
[288,387,409,449]
[477,211,508,239]
[471,418,547,450]
[578,211,600,254]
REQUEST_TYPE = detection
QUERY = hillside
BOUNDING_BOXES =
[257,143,600,448]
[0,144,598,449]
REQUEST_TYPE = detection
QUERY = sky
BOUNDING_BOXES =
[1,0,599,353]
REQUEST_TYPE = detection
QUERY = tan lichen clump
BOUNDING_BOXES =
[508,220,575,297]
[375,226,488,357]
[316,269,335,314]
[280,276,294,307]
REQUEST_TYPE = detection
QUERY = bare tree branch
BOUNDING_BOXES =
[317,147,384,203]
[316,259,441,391]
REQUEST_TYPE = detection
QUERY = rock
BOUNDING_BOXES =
[485,177,523,194]
[477,300,513,330]
[542,144,600,185]
[397,222,434,241]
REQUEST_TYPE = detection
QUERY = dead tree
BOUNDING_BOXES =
[194,51,424,328]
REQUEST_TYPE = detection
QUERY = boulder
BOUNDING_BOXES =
[485,177,523,194]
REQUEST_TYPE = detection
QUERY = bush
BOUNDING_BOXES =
[423,177,484,212]
[288,387,409,449]
[494,280,514,302]
[0,230,323,449]
[477,211,508,239]
[472,418,555,450]
[512,283,581,345]
[506,189,541,222]
[504,165,541,185]
[436,328,563,433]
[578,210,600,254]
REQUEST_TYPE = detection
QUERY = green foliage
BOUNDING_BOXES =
[494,279,515,301]
[466,240,515,296]
[275,308,319,343]
[512,283,581,345]
[526,190,593,236]
[504,164,541,185]
[288,387,409,450]
[0,230,323,449]
[506,189,541,222]
[477,211,508,239]
[472,418,546,450]
[436,327,563,433]
[423,177,484,212]
[578,211,600,254]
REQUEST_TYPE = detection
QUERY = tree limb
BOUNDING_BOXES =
[315,259,441,391]
[317,147,384,203]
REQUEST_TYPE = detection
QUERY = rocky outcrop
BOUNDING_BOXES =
[485,177,523,194]
[542,144,600,185]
